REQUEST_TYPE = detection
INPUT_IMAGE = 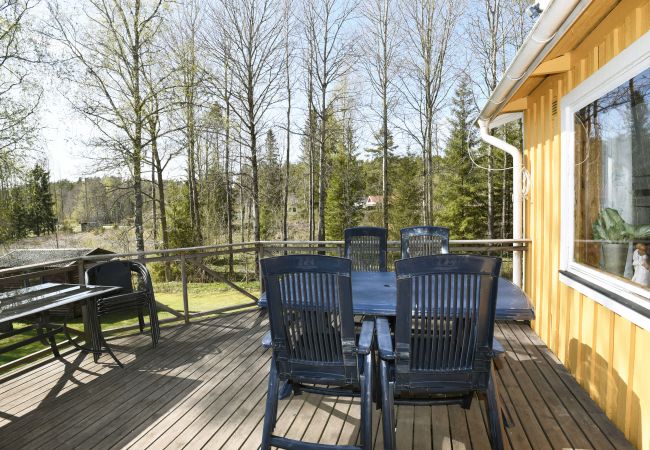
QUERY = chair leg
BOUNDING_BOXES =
[380,359,396,450]
[360,353,373,450]
[487,363,506,450]
[148,299,160,348]
[138,308,145,334]
[261,355,280,450]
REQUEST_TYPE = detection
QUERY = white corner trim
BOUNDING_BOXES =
[559,30,650,325]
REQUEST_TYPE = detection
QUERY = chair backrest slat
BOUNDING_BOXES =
[400,226,450,259]
[262,255,357,382]
[344,227,388,272]
[395,255,500,383]
[86,260,134,293]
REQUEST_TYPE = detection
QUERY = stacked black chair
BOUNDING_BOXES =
[85,261,160,358]
[344,226,388,272]
[377,254,506,450]
[260,255,374,450]
[400,226,450,259]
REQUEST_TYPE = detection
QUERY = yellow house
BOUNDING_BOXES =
[479,1,650,448]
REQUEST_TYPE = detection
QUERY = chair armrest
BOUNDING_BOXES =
[376,317,394,360]
[357,319,374,355]
[262,331,272,349]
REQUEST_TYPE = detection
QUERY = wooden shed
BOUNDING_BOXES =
[479,1,650,447]
[0,248,114,290]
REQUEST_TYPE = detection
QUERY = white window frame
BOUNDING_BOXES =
[560,30,650,330]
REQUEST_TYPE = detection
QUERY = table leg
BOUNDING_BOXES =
[40,311,61,358]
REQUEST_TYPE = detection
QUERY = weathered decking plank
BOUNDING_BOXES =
[0,312,633,449]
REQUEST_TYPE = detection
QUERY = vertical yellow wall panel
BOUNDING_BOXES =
[631,328,649,449]
[519,1,650,447]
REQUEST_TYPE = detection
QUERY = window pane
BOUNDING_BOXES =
[574,67,650,289]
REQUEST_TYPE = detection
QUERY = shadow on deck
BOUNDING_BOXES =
[0,310,632,449]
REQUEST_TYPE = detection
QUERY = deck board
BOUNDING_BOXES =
[0,310,633,449]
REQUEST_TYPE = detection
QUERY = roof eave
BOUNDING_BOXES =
[479,0,592,123]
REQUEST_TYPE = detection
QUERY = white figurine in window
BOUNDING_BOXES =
[632,243,650,286]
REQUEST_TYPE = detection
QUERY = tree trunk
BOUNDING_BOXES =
[133,11,145,253]
[224,79,234,275]
[487,146,494,239]
[283,76,291,242]
[307,70,315,241]
[151,161,157,247]
[382,88,389,231]
[151,132,171,281]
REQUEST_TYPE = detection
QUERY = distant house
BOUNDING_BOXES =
[0,248,114,290]
[79,221,101,232]
[363,196,383,209]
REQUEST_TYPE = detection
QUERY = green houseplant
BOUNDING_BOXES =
[592,208,650,276]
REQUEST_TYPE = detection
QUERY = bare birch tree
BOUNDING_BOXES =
[399,0,459,225]
[0,0,41,185]
[467,0,532,238]
[206,0,284,257]
[47,0,166,251]
[281,0,295,242]
[303,0,356,241]
[362,0,400,231]
[167,0,206,244]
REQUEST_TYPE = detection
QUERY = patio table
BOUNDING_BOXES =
[258,271,535,321]
[0,283,121,362]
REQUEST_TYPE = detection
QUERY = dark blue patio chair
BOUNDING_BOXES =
[85,260,160,350]
[400,226,449,259]
[344,226,388,272]
[377,254,506,450]
[260,255,374,450]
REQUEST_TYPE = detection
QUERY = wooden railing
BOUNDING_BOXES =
[0,239,529,315]
[0,238,529,370]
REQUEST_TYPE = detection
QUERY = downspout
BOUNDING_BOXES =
[478,119,523,287]
[477,0,589,287]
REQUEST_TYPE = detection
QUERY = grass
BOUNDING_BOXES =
[0,280,260,367]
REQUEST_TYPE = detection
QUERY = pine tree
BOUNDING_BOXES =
[166,182,196,249]
[325,117,365,240]
[434,77,488,239]
[8,188,29,240]
[259,129,284,238]
[389,153,423,238]
[364,127,398,229]
[26,164,57,236]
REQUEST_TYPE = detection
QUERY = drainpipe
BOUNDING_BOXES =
[478,119,523,287]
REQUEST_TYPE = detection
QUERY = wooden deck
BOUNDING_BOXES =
[0,310,633,449]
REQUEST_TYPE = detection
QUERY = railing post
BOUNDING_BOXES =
[181,255,189,324]
[257,243,264,297]
[77,258,85,286]
[513,242,523,287]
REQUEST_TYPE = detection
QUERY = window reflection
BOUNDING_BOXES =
[574,67,650,288]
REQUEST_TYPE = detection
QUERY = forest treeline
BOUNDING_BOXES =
[0,0,531,252]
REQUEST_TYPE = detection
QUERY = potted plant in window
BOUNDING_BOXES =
[592,208,632,276]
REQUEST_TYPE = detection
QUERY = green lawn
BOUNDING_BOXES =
[0,281,260,367]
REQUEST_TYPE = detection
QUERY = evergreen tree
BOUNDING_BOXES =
[325,117,365,240]
[26,164,57,236]
[389,153,423,238]
[166,182,196,249]
[363,127,398,229]
[7,187,29,240]
[259,129,284,238]
[434,77,487,239]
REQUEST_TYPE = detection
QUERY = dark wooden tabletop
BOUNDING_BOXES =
[259,271,535,321]
[0,283,121,323]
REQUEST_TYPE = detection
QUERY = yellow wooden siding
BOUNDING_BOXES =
[521,1,650,448]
